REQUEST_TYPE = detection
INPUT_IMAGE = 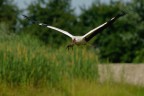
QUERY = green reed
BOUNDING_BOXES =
[0,34,99,87]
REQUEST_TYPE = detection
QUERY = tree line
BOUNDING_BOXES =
[0,0,144,63]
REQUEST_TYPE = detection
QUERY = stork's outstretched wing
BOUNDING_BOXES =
[83,11,126,42]
[23,15,74,38]
[39,23,74,38]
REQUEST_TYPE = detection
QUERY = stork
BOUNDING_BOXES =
[23,11,126,49]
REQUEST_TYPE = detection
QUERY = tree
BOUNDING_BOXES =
[130,0,144,62]
[0,0,19,31]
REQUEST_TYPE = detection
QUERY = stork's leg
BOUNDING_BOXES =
[66,43,74,50]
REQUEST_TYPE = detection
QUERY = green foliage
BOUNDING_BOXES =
[0,0,19,30]
[134,49,144,63]
[127,0,144,62]
[132,0,144,21]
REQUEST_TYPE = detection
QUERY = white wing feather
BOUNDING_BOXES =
[83,22,107,38]
[39,23,73,38]
[83,17,115,38]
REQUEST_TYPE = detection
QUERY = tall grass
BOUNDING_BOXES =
[0,33,99,87]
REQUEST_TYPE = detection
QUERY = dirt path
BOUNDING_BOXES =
[98,64,144,86]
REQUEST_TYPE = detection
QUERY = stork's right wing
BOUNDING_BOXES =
[23,15,74,38]
[83,11,126,42]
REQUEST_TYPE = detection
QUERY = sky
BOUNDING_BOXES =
[14,0,110,15]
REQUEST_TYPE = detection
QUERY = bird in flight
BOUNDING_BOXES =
[23,11,126,49]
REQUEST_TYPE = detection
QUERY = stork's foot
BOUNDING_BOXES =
[66,44,74,50]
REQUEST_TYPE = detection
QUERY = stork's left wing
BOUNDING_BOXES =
[23,15,74,38]
[39,23,74,38]
[83,11,126,42]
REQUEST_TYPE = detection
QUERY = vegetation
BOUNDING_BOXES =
[0,31,98,86]
[1,80,144,96]
[0,0,19,30]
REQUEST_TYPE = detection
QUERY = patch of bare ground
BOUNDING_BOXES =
[98,64,144,86]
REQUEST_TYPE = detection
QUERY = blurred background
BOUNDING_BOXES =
[0,0,144,63]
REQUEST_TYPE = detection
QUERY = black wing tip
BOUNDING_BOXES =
[22,15,48,26]
[22,14,27,17]
[22,14,38,24]
[22,15,30,20]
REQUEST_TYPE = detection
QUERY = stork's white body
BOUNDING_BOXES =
[72,36,86,45]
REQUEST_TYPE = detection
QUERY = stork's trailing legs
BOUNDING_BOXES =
[66,43,74,50]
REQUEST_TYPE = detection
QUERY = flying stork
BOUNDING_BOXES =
[23,11,126,49]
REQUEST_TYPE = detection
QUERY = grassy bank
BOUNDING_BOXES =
[0,79,144,96]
